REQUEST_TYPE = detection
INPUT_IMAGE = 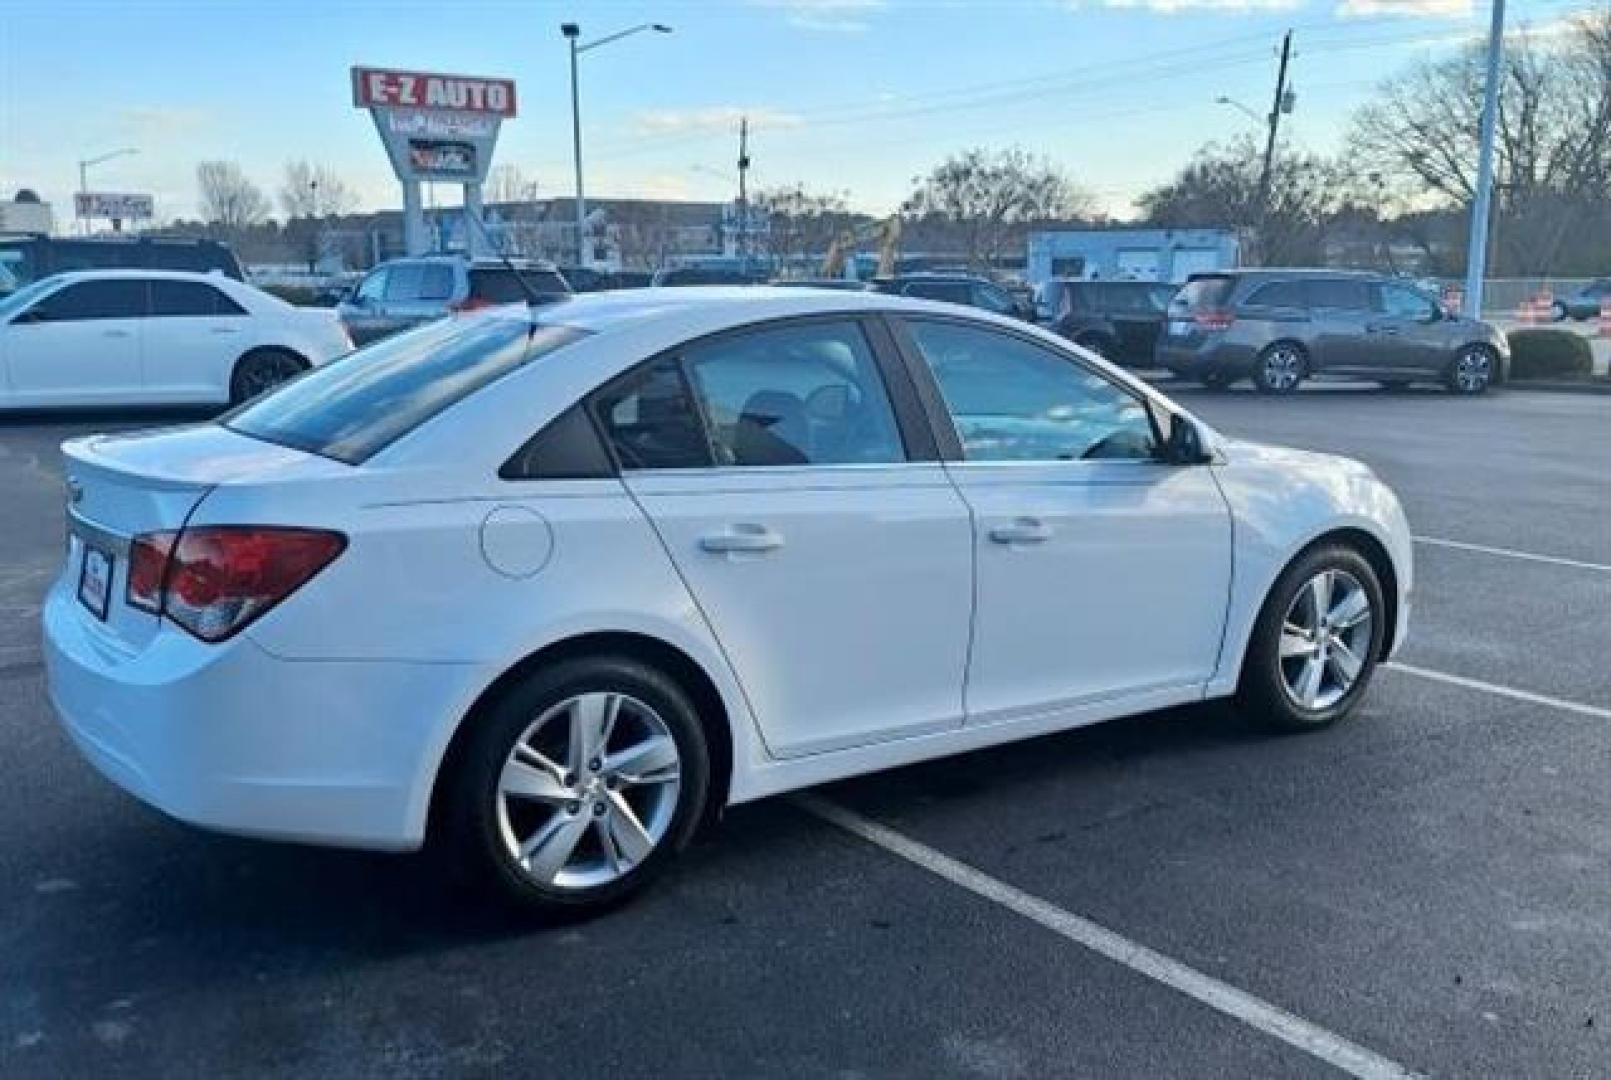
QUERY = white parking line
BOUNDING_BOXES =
[1413,535,1611,574]
[1387,662,1611,721]
[794,793,1424,1080]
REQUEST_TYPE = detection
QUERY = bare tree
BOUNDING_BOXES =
[1349,9,1611,274]
[752,184,860,275]
[1137,136,1355,266]
[902,147,1091,269]
[196,161,269,230]
[278,161,357,271]
[484,164,542,206]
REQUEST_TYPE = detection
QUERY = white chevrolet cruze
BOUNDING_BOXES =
[44,288,1411,917]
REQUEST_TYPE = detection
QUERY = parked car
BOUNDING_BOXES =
[0,236,244,294]
[650,266,768,287]
[871,272,1034,320]
[767,277,870,291]
[1038,279,1178,366]
[45,287,1411,918]
[338,255,571,345]
[1551,278,1611,321]
[0,269,350,409]
[1157,269,1509,394]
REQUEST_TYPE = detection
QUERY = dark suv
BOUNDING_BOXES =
[1157,269,1510,395]
[871,273,1034,320]
[338,255,571,345]
[0,236,244,294]
[1037,279,1177,366]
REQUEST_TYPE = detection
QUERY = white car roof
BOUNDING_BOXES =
[533,285,947,335]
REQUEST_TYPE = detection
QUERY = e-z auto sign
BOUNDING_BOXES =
[351,68,517,117]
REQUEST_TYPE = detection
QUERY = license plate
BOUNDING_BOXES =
[78,545,112,621]
[1168,320,1193,337]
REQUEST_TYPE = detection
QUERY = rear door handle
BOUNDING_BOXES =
[989,518,1052,545]
[101,329,132,339]
[1367,323,1400,335]
[210,326,243,334]
[699,525,784,554]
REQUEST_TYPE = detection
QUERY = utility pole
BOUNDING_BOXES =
[736,116,751,269]
[1464,0,1505,319]
[1255,29,1293,261]
[563,23,586,266]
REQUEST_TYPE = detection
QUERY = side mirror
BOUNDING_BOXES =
[1162,414,1212,465]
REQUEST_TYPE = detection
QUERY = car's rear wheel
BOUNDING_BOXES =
[1252,342,1305,394]
[1235,544,1386,732]
[229,348,305,405]
[1446,344,1496,395]
[443,655,710,919]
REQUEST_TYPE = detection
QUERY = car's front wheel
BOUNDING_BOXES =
[1447,344,1496,395]
[1236,544,1386,732]
[1252,343,1305,394]
[443,655,710,919]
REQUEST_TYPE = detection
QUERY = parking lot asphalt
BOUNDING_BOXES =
[2,386,1608,1079]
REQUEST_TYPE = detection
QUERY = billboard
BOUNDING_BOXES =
[75,193,154,221]
[352,66,513,184]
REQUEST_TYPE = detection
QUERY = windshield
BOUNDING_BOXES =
[226,317,589,464]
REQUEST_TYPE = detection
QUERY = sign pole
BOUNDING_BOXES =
[1464,0,1505,319]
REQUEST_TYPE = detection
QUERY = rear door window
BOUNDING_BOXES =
[226,318,588,463]
[591,356,712,470]
[1309,279,1370,310]
[384,263,427,301]
[1245,280,1308,308]
[150,280,247,317]
[418,264,455,302]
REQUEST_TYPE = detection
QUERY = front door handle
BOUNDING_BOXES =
[699,524,784,555]
[1366,323,1400,335]
[102,329,132,339]
[210,326,243,334]
[989,518,1053,545]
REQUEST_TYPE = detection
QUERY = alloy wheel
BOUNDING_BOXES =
[1261,347,1303,392]
[495,691,682,890]
[1452,348,1492,394]
[1278,569,1374,711]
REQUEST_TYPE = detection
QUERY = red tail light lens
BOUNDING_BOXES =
[126,531,177,614]
[1194,309,1236,331]
[126,526,346,642]
[451,296,494,313]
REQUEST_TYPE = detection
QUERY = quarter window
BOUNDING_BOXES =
[683,320,906,467]
[906,319,1158,463]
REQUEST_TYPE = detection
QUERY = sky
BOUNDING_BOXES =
[0,0,1595,225]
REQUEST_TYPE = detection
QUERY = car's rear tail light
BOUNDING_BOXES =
[450,296,494,313]
[125,526,346,642]
[126,531,177,614]
[1195,309,1236,331]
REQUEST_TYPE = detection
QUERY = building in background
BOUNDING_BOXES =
[0,190,55,236]
[1026,227,1240,286]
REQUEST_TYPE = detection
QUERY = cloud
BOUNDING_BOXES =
[632,106,806,136]
[1336,0,1471,18]
[748,0,886,33]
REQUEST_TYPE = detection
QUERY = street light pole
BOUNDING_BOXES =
[561,22,672,268]
[76,147,139,235]
[1464,0,1505,319]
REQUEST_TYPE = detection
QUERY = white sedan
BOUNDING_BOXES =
[0,269,351,409]
[43,288,1411,918]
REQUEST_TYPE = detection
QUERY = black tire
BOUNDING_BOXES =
[1252,342,1306,395]
[1446,343,1496,395]
[229,348,306,405]
[1201,372,1236,391]
[442,655,710,920]
[1235,543,1387,732]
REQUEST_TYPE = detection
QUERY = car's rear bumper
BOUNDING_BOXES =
[1157,339,1258,378]
[43,579,482,851]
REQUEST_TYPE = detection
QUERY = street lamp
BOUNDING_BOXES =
[1213,96,1264,126]
[563,21,673,266]
[77,147,139,234]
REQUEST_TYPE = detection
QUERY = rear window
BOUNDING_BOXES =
[225,318,589,464]
[1173,275,1235,311]
[469,267,570,304]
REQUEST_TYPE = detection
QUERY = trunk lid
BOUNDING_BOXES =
[61,423,348,651]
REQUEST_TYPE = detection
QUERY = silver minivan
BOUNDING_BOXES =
[338,255,570,346]
[1156,269,1509,394]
